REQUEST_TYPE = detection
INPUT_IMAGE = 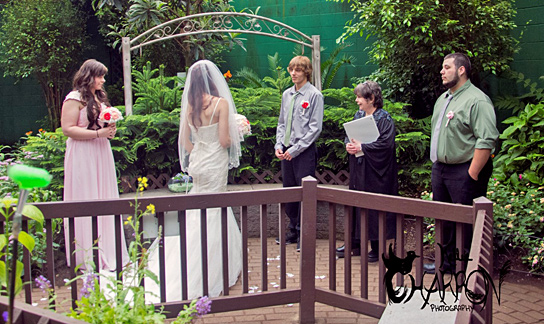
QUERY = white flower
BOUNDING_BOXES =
[234,114,251,139]
[445,111,454,127]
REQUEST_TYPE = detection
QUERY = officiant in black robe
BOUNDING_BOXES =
[336,81,398,260]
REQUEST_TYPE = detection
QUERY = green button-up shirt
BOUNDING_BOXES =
[431,80,499,164]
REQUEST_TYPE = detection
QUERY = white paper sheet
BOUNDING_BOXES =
[343,114,380,157]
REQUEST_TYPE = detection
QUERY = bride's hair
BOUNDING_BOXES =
[72,59,110,129]
[179,60,241,172]
[187,63,220,128]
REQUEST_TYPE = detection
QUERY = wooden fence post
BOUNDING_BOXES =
[299,176,317,323]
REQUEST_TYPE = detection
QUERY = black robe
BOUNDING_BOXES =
[348,108,398,241]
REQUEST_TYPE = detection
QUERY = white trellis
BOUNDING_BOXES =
[122,12,321,115]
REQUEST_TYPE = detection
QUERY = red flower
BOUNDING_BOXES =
[301,100,310,109]
[103,112,111,121]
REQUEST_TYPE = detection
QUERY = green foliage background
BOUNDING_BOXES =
[330,0,519,118]
[0,0,89,129]
[92,0,243,74]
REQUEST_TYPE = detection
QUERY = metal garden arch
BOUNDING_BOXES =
[121,12,321,115]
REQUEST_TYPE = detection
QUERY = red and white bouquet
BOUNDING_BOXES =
[99,107,123,127]
[234,114,251,139]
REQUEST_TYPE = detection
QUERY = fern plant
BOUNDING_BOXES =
[320,43,356,90]
[262,53,292,96]
[232,66,267,89]
[495,71,544,114]
[132,62,183,114]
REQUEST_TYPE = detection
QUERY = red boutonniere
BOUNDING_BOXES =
[301,100,310,115]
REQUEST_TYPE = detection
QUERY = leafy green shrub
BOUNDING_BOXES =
[317,43,356,91]
[17,129,67,199]
[330,0,519,118]
[112,110,181,180]
[392,108,432,196]
[1,130,65,202]
[231,87,282,178]
[231,53,291,96]
[488,177,544,273]
[319,87,363,173]
[493,100,544,186]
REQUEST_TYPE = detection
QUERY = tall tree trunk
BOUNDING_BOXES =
[36,72,67,130]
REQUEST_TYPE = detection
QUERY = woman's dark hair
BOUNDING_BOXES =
[353,80,383,109]
[187,62,219,129]
[72,59,110,129]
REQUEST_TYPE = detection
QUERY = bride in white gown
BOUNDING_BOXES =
[146,60,243,302]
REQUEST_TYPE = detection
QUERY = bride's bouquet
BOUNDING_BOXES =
[99,107,123,127]
[234,114,251,140]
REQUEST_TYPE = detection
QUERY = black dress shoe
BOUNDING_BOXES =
[336,244,361,258]
[368,250,379,263]
[275,231,298,245]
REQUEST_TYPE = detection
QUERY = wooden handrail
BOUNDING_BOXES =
[4,181,494,323]
[0,296,88,324]
[455,197,494,324]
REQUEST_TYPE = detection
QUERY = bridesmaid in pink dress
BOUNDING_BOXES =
[60,59,128,271]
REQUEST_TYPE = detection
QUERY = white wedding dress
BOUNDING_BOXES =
[146,100,243,302]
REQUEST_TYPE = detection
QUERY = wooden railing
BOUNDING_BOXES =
[455,197,494,324]
[9,177,493,323]
[0,296,87,324]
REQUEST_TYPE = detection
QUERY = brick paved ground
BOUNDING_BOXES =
[19,238,544,323]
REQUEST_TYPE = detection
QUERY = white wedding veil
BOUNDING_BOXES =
[178,60,241,172]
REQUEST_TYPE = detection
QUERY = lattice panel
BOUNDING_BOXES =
[121,170,350,193]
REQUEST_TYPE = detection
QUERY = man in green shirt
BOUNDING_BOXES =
[424,53,499,274]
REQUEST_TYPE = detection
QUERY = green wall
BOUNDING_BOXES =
[222,0,376,88]
[0,75,47,144]
[511,0,544,87]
